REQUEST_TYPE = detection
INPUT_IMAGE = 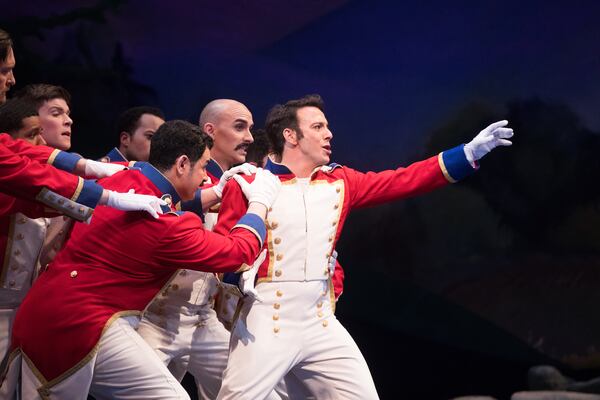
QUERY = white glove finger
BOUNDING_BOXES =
[238,163,257,176]
[246,289,263,303]
[496,139,513,147]
[142,203,160,219]
[493,128,514,139]
[485,120,509,131]
[254,249,267,266]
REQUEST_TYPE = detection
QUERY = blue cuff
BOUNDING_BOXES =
[233,213,266,246]
[52,151,82,172]
[75,179,104,208]
[439,144,475,183]
[180,188,203,218]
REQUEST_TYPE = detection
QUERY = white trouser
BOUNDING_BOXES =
[17,316,190,400]
[137,305,230,399]
[0,308,18,399]
[217,280,379,400]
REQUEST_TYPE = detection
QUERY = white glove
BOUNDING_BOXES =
[240,249,267,302]
[85,159,126,178]
[213,163,257,198]
[463,120,514,165]
[232,168,281,209]
[106,189,167,219]
[328,250,338,276]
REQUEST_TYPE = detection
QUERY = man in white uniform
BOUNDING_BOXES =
[214,94,514,399]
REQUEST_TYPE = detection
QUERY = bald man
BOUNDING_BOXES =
[136,99,273,399]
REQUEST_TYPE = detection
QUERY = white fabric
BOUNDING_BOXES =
[217,281,379,400]
[17,316,190,400]
[463,120,513,164]
[231,168,281,209]
[106,189,166,219]
[84,159,125,178]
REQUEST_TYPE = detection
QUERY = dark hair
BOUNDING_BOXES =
[0,98,39,135]
[116,106,165,139]
[246,128,270,167]
[0,29,12,62]
[14,84,71,109]
[265,94,324,156]
[149,120,212,171]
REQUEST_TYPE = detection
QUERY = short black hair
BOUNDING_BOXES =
[149,120,213,171]
[0,29,12,62]
[0,98,39,135]
[265,94,325,156]
[246,128,270,167]
[116,106,165,139]
[14,84,72,109]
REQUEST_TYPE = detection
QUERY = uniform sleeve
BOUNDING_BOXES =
[344,145,474,209]
[213,178,249,236]
[0,193,62,218]
[0,135,102,220]
[154,212,265,273]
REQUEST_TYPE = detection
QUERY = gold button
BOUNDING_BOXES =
[271,222,279,229]
[274,303,281,309]
[171,284,179,290]
[274,237,281,245]
[276,290,283,297]
[16,234,24,240]
[8,280,15,287]
[328,237,333,242]
[273,327,280,333]
[276,254,283,261]
[317,301,323,308]
[322,320,328,327]
[334,204,339,209]
[274,270,282,277]
[335,187,340,193]
[70,270,78,278]
[332,221,337,226]
[13,250,21,256]
[18,217,26,224]
[318,311,324,318]
[272,314,279,321]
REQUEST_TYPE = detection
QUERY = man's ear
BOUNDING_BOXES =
[175,154,190,175]
[119,132,130,147]
[203,123,216,138]
[283,128,298,146]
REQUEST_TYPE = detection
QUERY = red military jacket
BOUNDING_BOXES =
[214,145,474,309]
[10,163,266,384]
[0,134,103,220]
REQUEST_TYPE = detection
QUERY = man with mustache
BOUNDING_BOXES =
[214,94,514,399]
[136,99,274,399]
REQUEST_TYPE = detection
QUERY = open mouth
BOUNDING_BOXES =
[61,131,71,137]
[323,145,331,155]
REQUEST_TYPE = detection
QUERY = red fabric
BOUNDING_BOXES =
[11,169,262,382]
[0,134,81,208]
[215,156,448,287]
